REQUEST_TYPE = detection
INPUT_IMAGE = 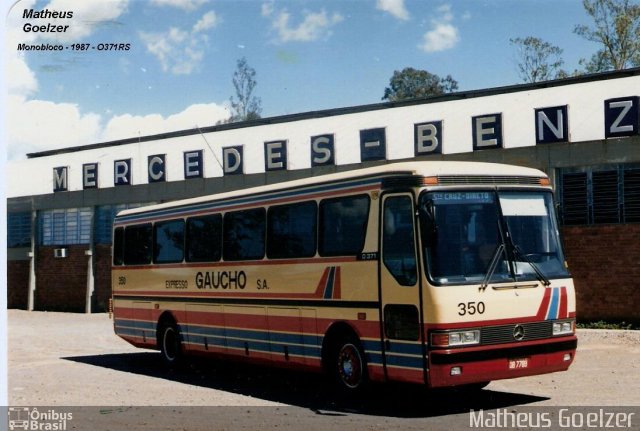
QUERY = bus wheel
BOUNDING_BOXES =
[159,320,183,368]
[333,336,367,392]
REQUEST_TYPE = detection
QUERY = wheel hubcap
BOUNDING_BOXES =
[163,327,177,361]
[338,343,362,388]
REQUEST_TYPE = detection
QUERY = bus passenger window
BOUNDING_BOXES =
[186,214,222,262]
[383,196,417,286]
[124,224,152,265]
[113,227,124,265]
[223,208,266,261]
[267,201,317,259]
[153,219,185,264]
[319,195,370,256]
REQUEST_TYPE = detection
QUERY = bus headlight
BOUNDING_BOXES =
[552,320,574,336]
[431,330,480,347]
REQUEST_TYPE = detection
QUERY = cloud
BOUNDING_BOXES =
[32,0,129,43]
[150,0,208,11]
[262,4,344,43]
[419,4,460,53]
[5,0,228,160]
[6,95,102,159]
[140,10,217,74]
[7,94,230,159]
[376,0,409,21]
[193,10,219,33]
[102,103,230,142]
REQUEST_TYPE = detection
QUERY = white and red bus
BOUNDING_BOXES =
[112,161,576,391]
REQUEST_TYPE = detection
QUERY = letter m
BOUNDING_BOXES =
[53,166,68,192]
[469,410,484,428]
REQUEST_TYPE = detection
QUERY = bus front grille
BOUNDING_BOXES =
[480,321,553,345]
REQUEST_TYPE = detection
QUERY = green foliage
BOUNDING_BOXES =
[574,0,640,71]
[510,36,566,83]
[226,57,262,123]
[382,67,458,102]
[577,320,639,330]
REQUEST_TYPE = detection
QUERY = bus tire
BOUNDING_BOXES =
[331,334,368,392]
[158,318,183,368]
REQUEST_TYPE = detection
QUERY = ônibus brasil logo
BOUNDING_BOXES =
[8,407,73,431]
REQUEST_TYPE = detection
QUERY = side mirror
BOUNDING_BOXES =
[418,201,436,247]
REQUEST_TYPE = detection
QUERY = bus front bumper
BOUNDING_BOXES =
[427,336,577,388]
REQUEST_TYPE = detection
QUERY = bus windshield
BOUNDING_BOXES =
[419,190,569,285]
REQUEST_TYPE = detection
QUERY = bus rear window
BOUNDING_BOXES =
[113,227,124,265]
[319,195,370,256]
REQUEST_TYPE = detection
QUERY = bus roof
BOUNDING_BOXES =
[116,161,547,218]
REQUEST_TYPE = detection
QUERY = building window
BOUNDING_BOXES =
[95,203,150,244]
[8,211,32,248]
[40,207,92,245]
[558,164,640,225]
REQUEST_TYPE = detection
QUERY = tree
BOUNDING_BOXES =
[382,67,458,102]
[227,57,262,123]
[574,0,640,72]
[510,36,566,83]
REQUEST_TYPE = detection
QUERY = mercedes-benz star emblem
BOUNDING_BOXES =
[513,325,525,341]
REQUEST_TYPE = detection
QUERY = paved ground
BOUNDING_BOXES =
[6,310,640,430]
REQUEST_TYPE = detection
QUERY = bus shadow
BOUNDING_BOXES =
[63,352,549,418]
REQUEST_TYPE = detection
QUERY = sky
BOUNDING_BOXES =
[3,0,603,160]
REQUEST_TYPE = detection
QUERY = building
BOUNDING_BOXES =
[6,68,640,322]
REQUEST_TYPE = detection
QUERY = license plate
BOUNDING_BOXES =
[508,358,529,369]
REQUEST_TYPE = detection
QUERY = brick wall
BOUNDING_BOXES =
[94,244,112,312]
[35,245,89,312]
[8,260,29,309]
[561,224,640,324]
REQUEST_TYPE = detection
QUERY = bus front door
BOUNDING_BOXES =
[379,193,425,383]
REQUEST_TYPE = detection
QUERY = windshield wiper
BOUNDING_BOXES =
[512,245,551,286]
[480,243,505,290]
[492,190,550,287]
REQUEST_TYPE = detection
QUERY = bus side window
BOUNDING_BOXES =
[318,195,370,256]
[113,227,124,265]
[186,214,222,262]
[223,208,266,261]
[267,201,317,259]
[153,219,185,264]
[124,224,153,265]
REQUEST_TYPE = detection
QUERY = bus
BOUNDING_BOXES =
[111,161,577,391]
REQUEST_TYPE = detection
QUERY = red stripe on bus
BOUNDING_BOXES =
[558,286,568,319]
[385,367,424,384]
[112,256,360,271]
[113,290,327,299]
[535,287,552,320]
[333,267,342,299]
[115,306,382,339]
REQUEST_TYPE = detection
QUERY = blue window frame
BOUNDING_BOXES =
[40,207,92,245]
[8,211,32,248]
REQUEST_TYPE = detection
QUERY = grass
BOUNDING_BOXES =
[577,320,640,330]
